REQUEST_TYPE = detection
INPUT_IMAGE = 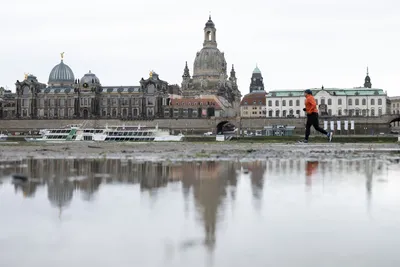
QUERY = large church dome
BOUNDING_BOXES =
[192,16,227,83]
[48,58,75,87]
[193,47,226,79]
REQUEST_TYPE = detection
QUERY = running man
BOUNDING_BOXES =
[299,89,333,143]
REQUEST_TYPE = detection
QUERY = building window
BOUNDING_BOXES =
[378,99,382,105]
[378,108,382,116]
[348,99,352,105]
[355,99,359,105]
[355,109,360,116]
[268,110,273,117]
[282,100,286,106]
[328,99,332,105]
[371,108,375,116]
[283,110,287,117]
[296,110,300,115]
[289,100,293,106]
[289,109,293,115]
[268,100,272,106]
[275,110,280,117]
[321,98,325,105]
[362,99,366,105]
[338,109,342,116]
[371,99,375,105]
[275,100,279,106]
[362,109,366,116]
[296,100,300,106]
[328,109,332,116]
[338,99,342,105]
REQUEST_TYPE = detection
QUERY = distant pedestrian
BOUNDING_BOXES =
[298,89,333,143]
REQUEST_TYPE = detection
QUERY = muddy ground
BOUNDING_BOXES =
[0,142,399,162]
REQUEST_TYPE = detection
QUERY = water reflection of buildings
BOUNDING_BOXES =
[2,159,245,252]
[242,161,266,210]
[2,158,390,251]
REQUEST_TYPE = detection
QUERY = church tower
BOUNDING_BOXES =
[181,61,191,90]
[249,65,265,93]
[229,65,237,84]
[203,15,217,48]
[364,67,372,88]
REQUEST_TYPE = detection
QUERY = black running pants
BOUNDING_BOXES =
[305,113,328,140]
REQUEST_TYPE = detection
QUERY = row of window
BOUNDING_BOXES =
[266,108,383,117]
[175,101,215,106]
[20,98,160,107]
[18,107,216,118]
[243,101,264,105]
[242,111,267,116]
[267,98,384,107]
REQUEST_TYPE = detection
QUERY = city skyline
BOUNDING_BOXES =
[1,0,399,96]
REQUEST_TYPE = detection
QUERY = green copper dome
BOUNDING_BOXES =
[253,65,261,74]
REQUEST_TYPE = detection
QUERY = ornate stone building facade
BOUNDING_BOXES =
[12,53,181,120]
[0,87,16,118]
[4,16,243,120]
[180,16,242,116]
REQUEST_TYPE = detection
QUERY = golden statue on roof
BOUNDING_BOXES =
[24,73,29,80]
[61,52,65,60]
[149,70,153,78]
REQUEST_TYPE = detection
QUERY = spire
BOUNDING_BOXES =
[230,64,236,79]
[182,61,191,78]
[364,66,372,88]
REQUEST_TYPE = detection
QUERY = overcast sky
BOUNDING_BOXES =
[1,0,399,96]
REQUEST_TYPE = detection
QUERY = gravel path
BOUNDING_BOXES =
[0,142,399,162]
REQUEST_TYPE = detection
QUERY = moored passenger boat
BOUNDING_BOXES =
[25,124,184,142]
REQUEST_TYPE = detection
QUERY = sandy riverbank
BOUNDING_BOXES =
[0,142,399,162]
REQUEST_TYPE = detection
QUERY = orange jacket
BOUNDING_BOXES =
[305,94,318,114]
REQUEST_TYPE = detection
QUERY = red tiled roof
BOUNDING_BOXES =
[240,91,267,106]
[170,98,222,109]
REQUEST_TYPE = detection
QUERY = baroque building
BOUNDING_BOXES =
[265,71,388,118]
[180,16,242,116]
[13,53,180,119]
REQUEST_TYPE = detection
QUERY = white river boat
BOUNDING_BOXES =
[25,124,184,142]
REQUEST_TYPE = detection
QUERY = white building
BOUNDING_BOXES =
[266,87,388,118]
